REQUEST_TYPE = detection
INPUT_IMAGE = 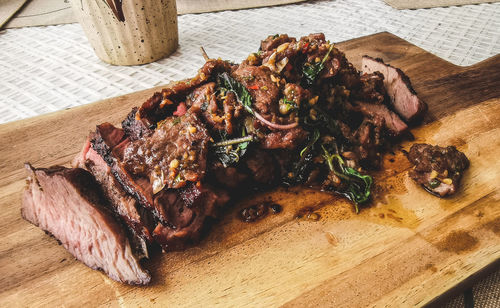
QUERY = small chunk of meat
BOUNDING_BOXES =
[231,64,280,116]
[187,82,243,135]
[22,164,150,285]
[152,183,229,251]
[407,143,470,197]
[187,82,224,131]
[362,56,427,123]
[122,107,154,141]
[355,72,386,104]
[354,101,408,136]
[245,149,276,184]
[280,83,310,114]
[260,34,294,52]
[261,127,308,149]
[123,112,210,192]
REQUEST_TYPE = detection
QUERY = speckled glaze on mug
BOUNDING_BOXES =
[70,0,178,65]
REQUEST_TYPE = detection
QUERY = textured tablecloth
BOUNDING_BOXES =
[0,0,498,306]
[1,0,499,124]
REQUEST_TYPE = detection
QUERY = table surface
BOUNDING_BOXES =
[1,0,499,306]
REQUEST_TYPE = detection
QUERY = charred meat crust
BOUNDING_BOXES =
[126,59,235,140]
[73,138,153,258]
[361,55,428,123]
[91,123,171,226]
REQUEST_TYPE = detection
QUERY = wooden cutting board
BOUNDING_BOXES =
[0,32,499,307]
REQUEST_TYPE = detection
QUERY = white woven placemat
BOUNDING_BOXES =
[0,0,499,125]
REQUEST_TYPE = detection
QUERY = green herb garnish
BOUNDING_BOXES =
[322,144,373,213]
[172,117,181,125]
[212,130,253,168]
[428,179,440,188]
[300,129,320,157]
[302,44,334,86]
[217,72,254,115]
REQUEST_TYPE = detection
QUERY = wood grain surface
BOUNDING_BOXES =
[0,32,499,307]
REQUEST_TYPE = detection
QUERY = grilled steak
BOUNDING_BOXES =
[123,112,210,192]
[407,143,469,197]
[152,183,229,251]
[73,138,154,258]
[22,32,434,285]
[354,101,408,136]
[124,59,234,140]
[231,63,280,116]
[22,164,150,285]
[91,116,227,249]
[361,56,427,123]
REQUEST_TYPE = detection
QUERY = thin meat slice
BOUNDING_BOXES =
[354,101,408,136]
[22,164,150,285]
[73,137,154,258]
[122,112,210,192]
[93,114,211,227]
[187,82,243,135]
[407,143,469,197]
[361,56,427,122]
[123,59,234,140]
[91,123,159,222]
[231,64,280,116]
[261,127,309,149]
[152,183,230,251]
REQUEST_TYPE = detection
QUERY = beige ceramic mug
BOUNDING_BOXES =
[70,0,178,65]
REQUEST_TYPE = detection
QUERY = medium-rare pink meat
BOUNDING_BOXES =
[354,100,408,136]
[73,137,154,258]
[21,164,150,285]
[361,56,427,122]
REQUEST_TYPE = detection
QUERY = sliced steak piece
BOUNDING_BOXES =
[186,82,244,135]
[354,101,408,136]
[124,59,234,140]
[361,56,427,122]
[122,112,210,192]
[152,183,229,251]
[22,164,150,285]
[407,143,470,197]
[91,123,160,223]
[261,127,308,149]
[93,114,211,227]
[73,138,153,258]
[245,149,276,184]
[231,63,280,116]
